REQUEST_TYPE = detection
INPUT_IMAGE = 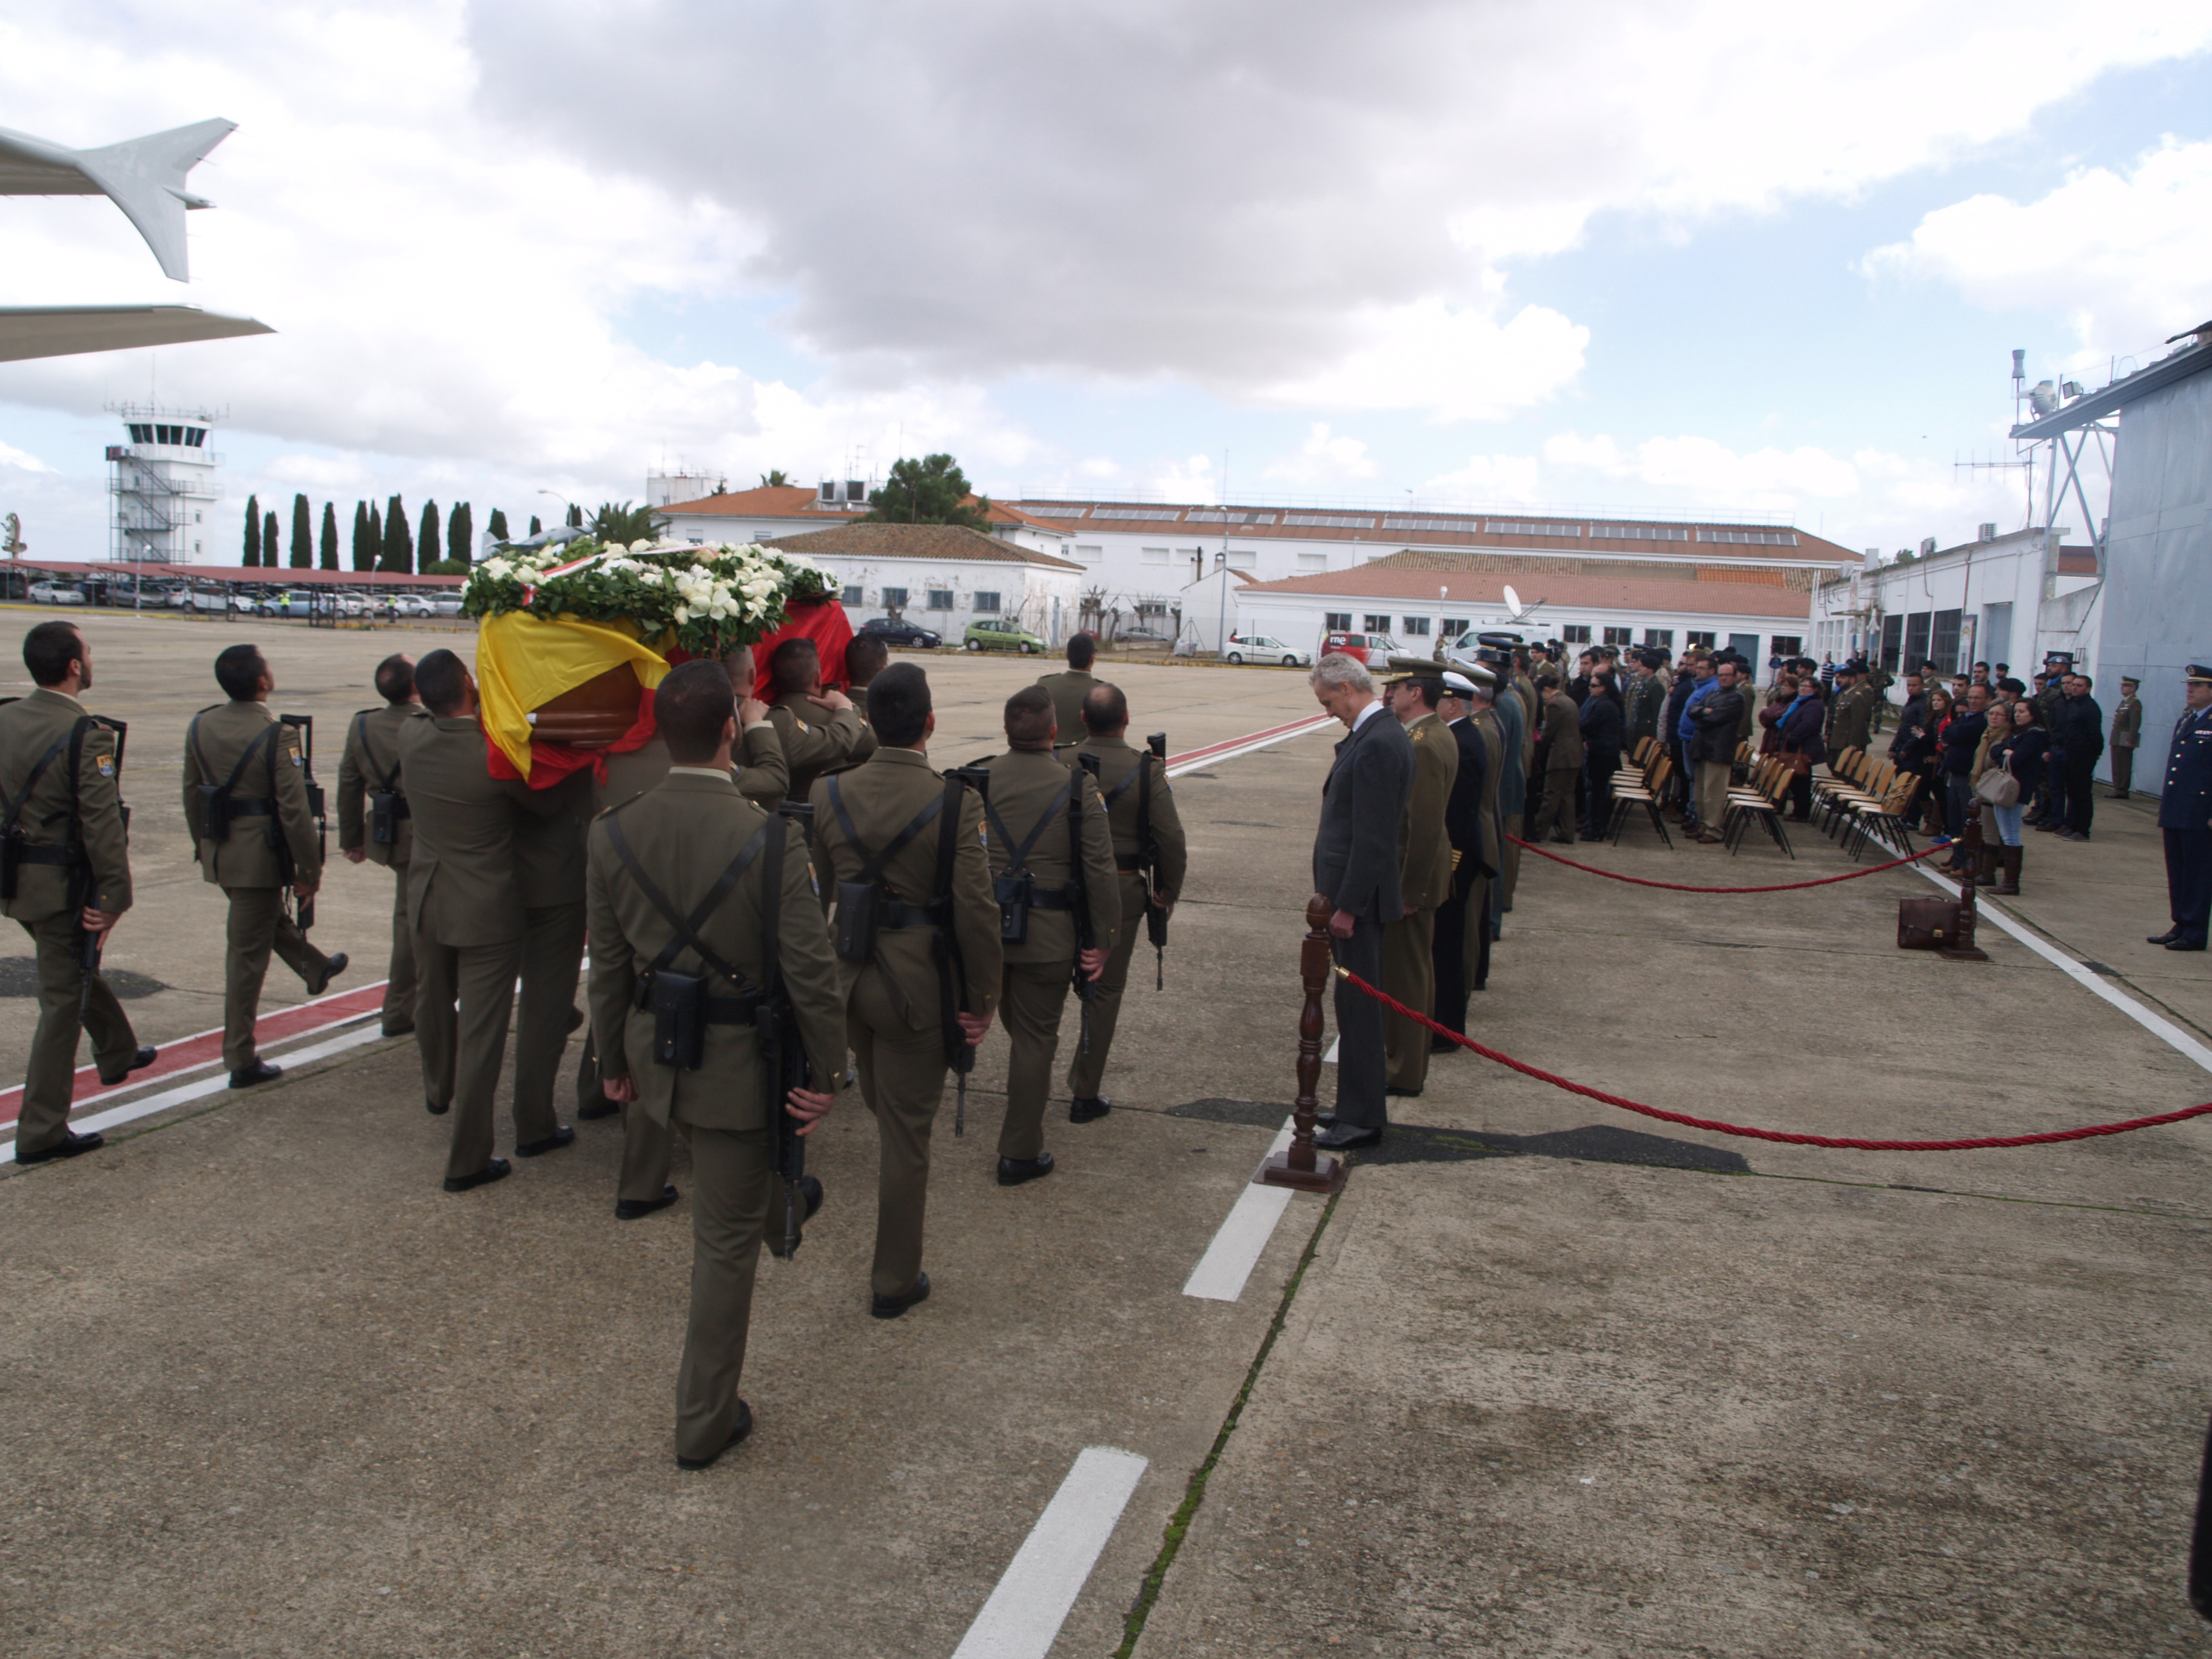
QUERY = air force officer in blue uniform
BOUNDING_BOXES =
[2151,665,2212,951]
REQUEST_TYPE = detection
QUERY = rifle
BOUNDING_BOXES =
[76,717,126,1032]
[279,714,326,932]
[1143,732,1170,989]
[948,765,992,1137]
[760,811,812,1261]
[1070,753,1100,1056]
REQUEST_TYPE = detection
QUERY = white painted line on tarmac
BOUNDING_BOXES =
[1322,1037,1339,1064]
[949,1445,1149,1659]
[1182,1117,1297,1302]
[1165,714,1333,778]
[1909,862,2212,1076]
[2,1021,386,1165]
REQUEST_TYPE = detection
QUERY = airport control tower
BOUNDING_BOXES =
[106,402,223,563]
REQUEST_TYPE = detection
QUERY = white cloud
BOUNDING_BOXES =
[0,439,56,474]
[1543,432,1861,504]
[1263,423,1381,486]
[1862,136,2212,363]
[1253,301,1587,421]
[1421,453,1544,503]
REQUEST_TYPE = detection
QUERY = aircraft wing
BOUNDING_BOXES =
[0,304,273,364]
[0,119,236,281]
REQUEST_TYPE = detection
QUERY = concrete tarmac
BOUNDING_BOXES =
[5,628,2212,1655]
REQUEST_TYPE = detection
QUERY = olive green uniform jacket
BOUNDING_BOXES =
[337,702,426,866]
[1398,712,1459,912]
[596,721,790,813]
[976,747,1121,966]
[0,687,130,923]
[181,700,321,890]
[1036,668,1098,751]
[768,693,865,813]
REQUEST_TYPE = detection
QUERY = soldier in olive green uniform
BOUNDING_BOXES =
[1380,664,1458,1096]
[1064,682,1187,1116]
[587,662,847,1469]
[764,637,866,808]
[807,664,1000,1317]
[1823,662,1878,758]
[1529,682,1584,844]
[337,654,425,1037]
[398,649,570,1191]
[979,686,1119,1181]
[2,622,155,1164]
[1036,633,1099,756]
[182,644,345,1089]
[2110,677,2142,798]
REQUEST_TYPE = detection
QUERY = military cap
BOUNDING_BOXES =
[1382,655,1446,681]
[1474,631,1523,648]
[2120,675,2140,687]
[2190,666,2212,685]
[1443,665,1495,693]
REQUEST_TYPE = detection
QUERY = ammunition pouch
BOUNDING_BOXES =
[368,791,406,846]
[196,783,233,843]
[646,968,707,1069]
[835,880,881,965]
[994,871,1032,942]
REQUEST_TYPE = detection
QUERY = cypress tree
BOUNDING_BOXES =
[320,501,339,569]
[368,503,383,568]
[263,510,280,572]
[529,515,542,535]
[351,502,372,571]
[418,500,441,573]
[381,495,411,574]
[243,495,261,566]
[566,503,583,528]
[486,508,509,543]
[289,494,312,568]
[447,501,472,566]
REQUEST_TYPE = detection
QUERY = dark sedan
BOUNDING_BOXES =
[858,616,943,649]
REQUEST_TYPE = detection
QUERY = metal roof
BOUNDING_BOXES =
[2011,339,2212,440]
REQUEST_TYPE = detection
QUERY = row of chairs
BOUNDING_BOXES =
[1809,747,1922,860]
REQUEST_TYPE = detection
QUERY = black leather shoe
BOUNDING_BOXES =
[614,1184,679,1221]
[576,1096,620,1121]
[871,1273,931,1320]
[443,1158,511,1193]
[1386,1084,1423,1098]
[1068,1096,1111,1124]
[14,1128,106,1165]
[1313,1122,1382,1150]
[566,1005,586,1034]
[513,1125,575,1158]
[425,1096,449,1116]
[675,1400,753,1470]
[229,1060,283,1089]
[306,951,349,997]
[799,1174,825,1221]
[380,1019,415,1038]
[2168,938,2207,952]
[1429,1035,1461,1053]
[98,1045,158,1087]
[997,1151,1055,1187]
[2149,928,2183,945]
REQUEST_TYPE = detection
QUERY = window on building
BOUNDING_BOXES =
[927,589,956,611]
[1643,629,1673,648]
[1362,614,1392,634]
[1686,631,1717,649]
[1902,612,1932,672]
[689,535,705,545]
[1603,626,1633,646]
[1441,617,1468,638]
[1324,612,1352,631]
[881,586,909,611]
[1227,549,1257,569]
[1769,635,1801,660]
[1879,615,1903,672]
[841,585,863,606]
[1561,623,1592,644]
[1401,617,1432,636]
[1136,601,1169,619]
[1074,544,1104,563]
[1931,608,1963,675]
[1141,546,1170,565]
[1296,552,1327,571]
[973,591,1001,613]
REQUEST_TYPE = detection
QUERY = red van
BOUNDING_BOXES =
[1320,630,1399,665]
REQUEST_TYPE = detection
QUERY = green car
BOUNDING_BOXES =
[962,617,1046,654]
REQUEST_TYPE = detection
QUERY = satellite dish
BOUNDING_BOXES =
[1502,583,1523,616]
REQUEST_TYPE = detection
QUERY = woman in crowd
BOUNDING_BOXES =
[1758,672,1796,756]
[1577,669,1626,842]
[1897,685,1951,835]
[1967,699,2014,883]
[1773,672,1826,820]
[1985,697,2048,894]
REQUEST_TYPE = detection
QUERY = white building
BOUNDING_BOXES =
[1808,526,2103,684]
[766,521,1085,645]
[106,402,223,563]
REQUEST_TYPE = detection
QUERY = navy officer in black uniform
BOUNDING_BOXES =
[2151,664,2212,952]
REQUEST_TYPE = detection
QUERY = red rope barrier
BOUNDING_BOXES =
[1509,833,1950,893]
[1333,968,2212,1151]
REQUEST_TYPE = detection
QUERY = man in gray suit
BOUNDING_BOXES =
[1307,654,1413,1150]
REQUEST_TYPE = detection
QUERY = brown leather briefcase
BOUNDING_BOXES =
[1897,896,1962,951]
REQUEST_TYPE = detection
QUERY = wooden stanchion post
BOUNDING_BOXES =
[1939,802,1991,962]
[1257,893,1349,1193]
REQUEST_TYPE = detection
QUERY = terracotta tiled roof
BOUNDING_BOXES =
[984,501,1072,535]
[767,522,1084,571]
[660,484,859,518]
[1238,563,1809,619]
[1356,548,1817,591]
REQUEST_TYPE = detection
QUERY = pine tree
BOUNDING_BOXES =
[529,515,542,536]
[243,495,261,566]
[486,508,509,543]
[381,495,411,574]
[351,502,372,571]
[447,501,473,566]
[263,510,280,572]
[290,494,312,568]
[418,500,441,573]
[320,502,339,569]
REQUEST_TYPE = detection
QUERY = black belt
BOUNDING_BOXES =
[705,994,763,1025]
[13,845,71,867]
[1027,888,1074,912]
[1114,854,1144,872]
[882,899,950,929]
[225,796,279,817]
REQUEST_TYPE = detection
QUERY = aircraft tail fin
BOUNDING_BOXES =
[73,118,237,282]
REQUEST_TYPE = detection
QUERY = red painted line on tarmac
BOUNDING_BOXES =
[0,980,389,1131]
[1166,714,1333,767]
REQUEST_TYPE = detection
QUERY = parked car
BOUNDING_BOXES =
[421,593,464,617]
[1320,630,1400,665]
[27,581,85,606]
[1223,632,1312,668]
[167,585,226,612]
[963,617,1046,654]
[858,616,943,649]
[1114,626,1171,645]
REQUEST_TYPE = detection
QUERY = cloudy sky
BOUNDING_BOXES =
[4,1,2211,562]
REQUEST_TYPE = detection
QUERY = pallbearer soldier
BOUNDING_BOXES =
[1380,661,1458,1098]
[1064,682,1186,1119]
[834,632,885,773]
[398,649,569,1190]
[765,637,865,808]
[2109,676,2142,799]
[2,622,155,1164]
[977,686,1119,1182]
[1432,666,1499,1039]
[806,663,1000,1318]
[182,644,346,1090]
[337,654,426,1036]
[586,661,846,1469]
[1037,632,1099,755]
[2150,665,2212,953]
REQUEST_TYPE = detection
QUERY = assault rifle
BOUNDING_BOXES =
[1071,753,1101,1054]
[78,717,128,1031]
[1142,732,1170,989]
[948,765,993,1138]
[762,808,813,1261]
[279,714,326,933]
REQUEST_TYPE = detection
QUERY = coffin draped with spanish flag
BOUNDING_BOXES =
[475,611,679,787]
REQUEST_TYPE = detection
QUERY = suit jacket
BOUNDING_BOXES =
[1036,669,1098,750]
[1312,706,1412,923]
[978,747,1121,965]
[0,686,130,923]
[1443,714,1496,879]
[1398,713,1458,912]
[597,722,789,813]
[399,714,530,946]
[337,702,426,866]
[181,700,321,890]
[585,771,846,1130]
[769,693,866,809]
[1536,689,1584,772]
[1070,734,1188,900]
[808,746,1001,1031]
